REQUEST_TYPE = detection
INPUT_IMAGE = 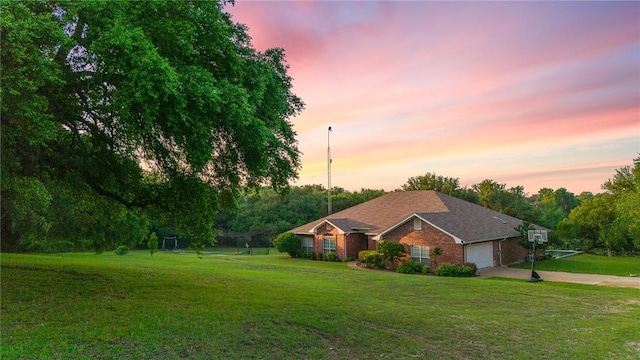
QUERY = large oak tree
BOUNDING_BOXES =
[1,1,303,250]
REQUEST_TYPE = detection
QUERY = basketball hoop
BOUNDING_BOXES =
[526,230,548,282]
[528,230,548,244]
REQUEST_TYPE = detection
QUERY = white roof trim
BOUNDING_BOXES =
[372,213,464,244]
[308,219,345,235]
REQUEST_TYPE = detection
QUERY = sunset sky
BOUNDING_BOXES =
[226,1,640,195]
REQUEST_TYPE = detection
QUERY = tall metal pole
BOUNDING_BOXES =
[328,126,332,215]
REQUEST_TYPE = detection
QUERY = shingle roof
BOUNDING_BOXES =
[290,190,448,235]
[290,190,546,243]
[417,192,545,243]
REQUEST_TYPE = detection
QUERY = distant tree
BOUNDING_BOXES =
[403,172,461,194]
[602,158,640,252]
[557,193,616,255]
[148,233,158,256]
[331,187,387,213]
[221,185,386,239]
[530,187,578,230]
[577,191,594,203]
[403,172,478,202]
[377,241,406,271]
[557,158,640,255]
[472,180,533,220]
[274,232,300,258]
[224,185,326,238]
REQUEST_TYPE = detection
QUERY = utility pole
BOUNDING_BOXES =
[327,126,332,215]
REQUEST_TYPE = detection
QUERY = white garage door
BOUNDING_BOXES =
[465,242,493,269]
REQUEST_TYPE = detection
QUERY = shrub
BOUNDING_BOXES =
[397,260,425,274]
[325,252,337,262]
[377,241,406,270]
[274,232,300,257]
[431,247,443,268]
[147,233,158,256]
[463,262,478,274]
[363,251,385,269]
[358,250,377,260]
[17,238,75,253]
[343,257,355,262]
[434,262,477,277]
[114,245,129,255]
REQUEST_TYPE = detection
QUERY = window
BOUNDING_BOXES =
[301,237,313,254]
[411,245,429,265]
[413,218,422,230]
[323,238,336,254]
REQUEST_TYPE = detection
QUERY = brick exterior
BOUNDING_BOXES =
[345,233,368,259]
[495,237,527,266]
[382,218,464,268]
[299,217,529,265]
[312,222,338,256]
[367,237,377,251]
[305,223,368,260]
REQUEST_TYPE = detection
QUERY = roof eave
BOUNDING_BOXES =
[309,219,345,234]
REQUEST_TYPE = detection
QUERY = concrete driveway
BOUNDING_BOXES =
[478,267,640,289]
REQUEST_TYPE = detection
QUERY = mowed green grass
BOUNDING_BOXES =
[513,253,640,276]
[2,252,639,360]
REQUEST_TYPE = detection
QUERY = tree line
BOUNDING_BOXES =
[220,158,639,256]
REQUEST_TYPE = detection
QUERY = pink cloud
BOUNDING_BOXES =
[227,1,639,194]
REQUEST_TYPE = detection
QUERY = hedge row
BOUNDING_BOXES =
[433,262,477,277]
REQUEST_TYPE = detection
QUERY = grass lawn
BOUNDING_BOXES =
[2,251,640,360]
[513,253,640,277]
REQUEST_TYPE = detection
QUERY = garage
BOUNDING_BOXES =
[465,242,494,269]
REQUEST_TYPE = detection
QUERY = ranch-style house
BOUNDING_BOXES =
[289,190,547,269]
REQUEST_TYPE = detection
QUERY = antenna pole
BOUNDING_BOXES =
[328,126,332,215]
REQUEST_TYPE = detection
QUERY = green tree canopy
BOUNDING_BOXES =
[218,185,386,239]
[557,193,616,254]
[557,158,640,255]
[602,157,640,252]
[402,172,477,202]
[531,187,579,230]
[472,180,532,220]
[1,1,303,250]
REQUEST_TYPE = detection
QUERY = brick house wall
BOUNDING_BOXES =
[495,237,527,266]
[345,233,368,259]
[301,218,529,264]
[311,223,366,260]
[367,237,377,252]
[381,218,465,268]
[313,222,339,256]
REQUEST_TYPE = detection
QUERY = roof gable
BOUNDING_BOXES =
[290,191,448,235]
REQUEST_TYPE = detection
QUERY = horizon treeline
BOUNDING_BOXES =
[217,157,639,256]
